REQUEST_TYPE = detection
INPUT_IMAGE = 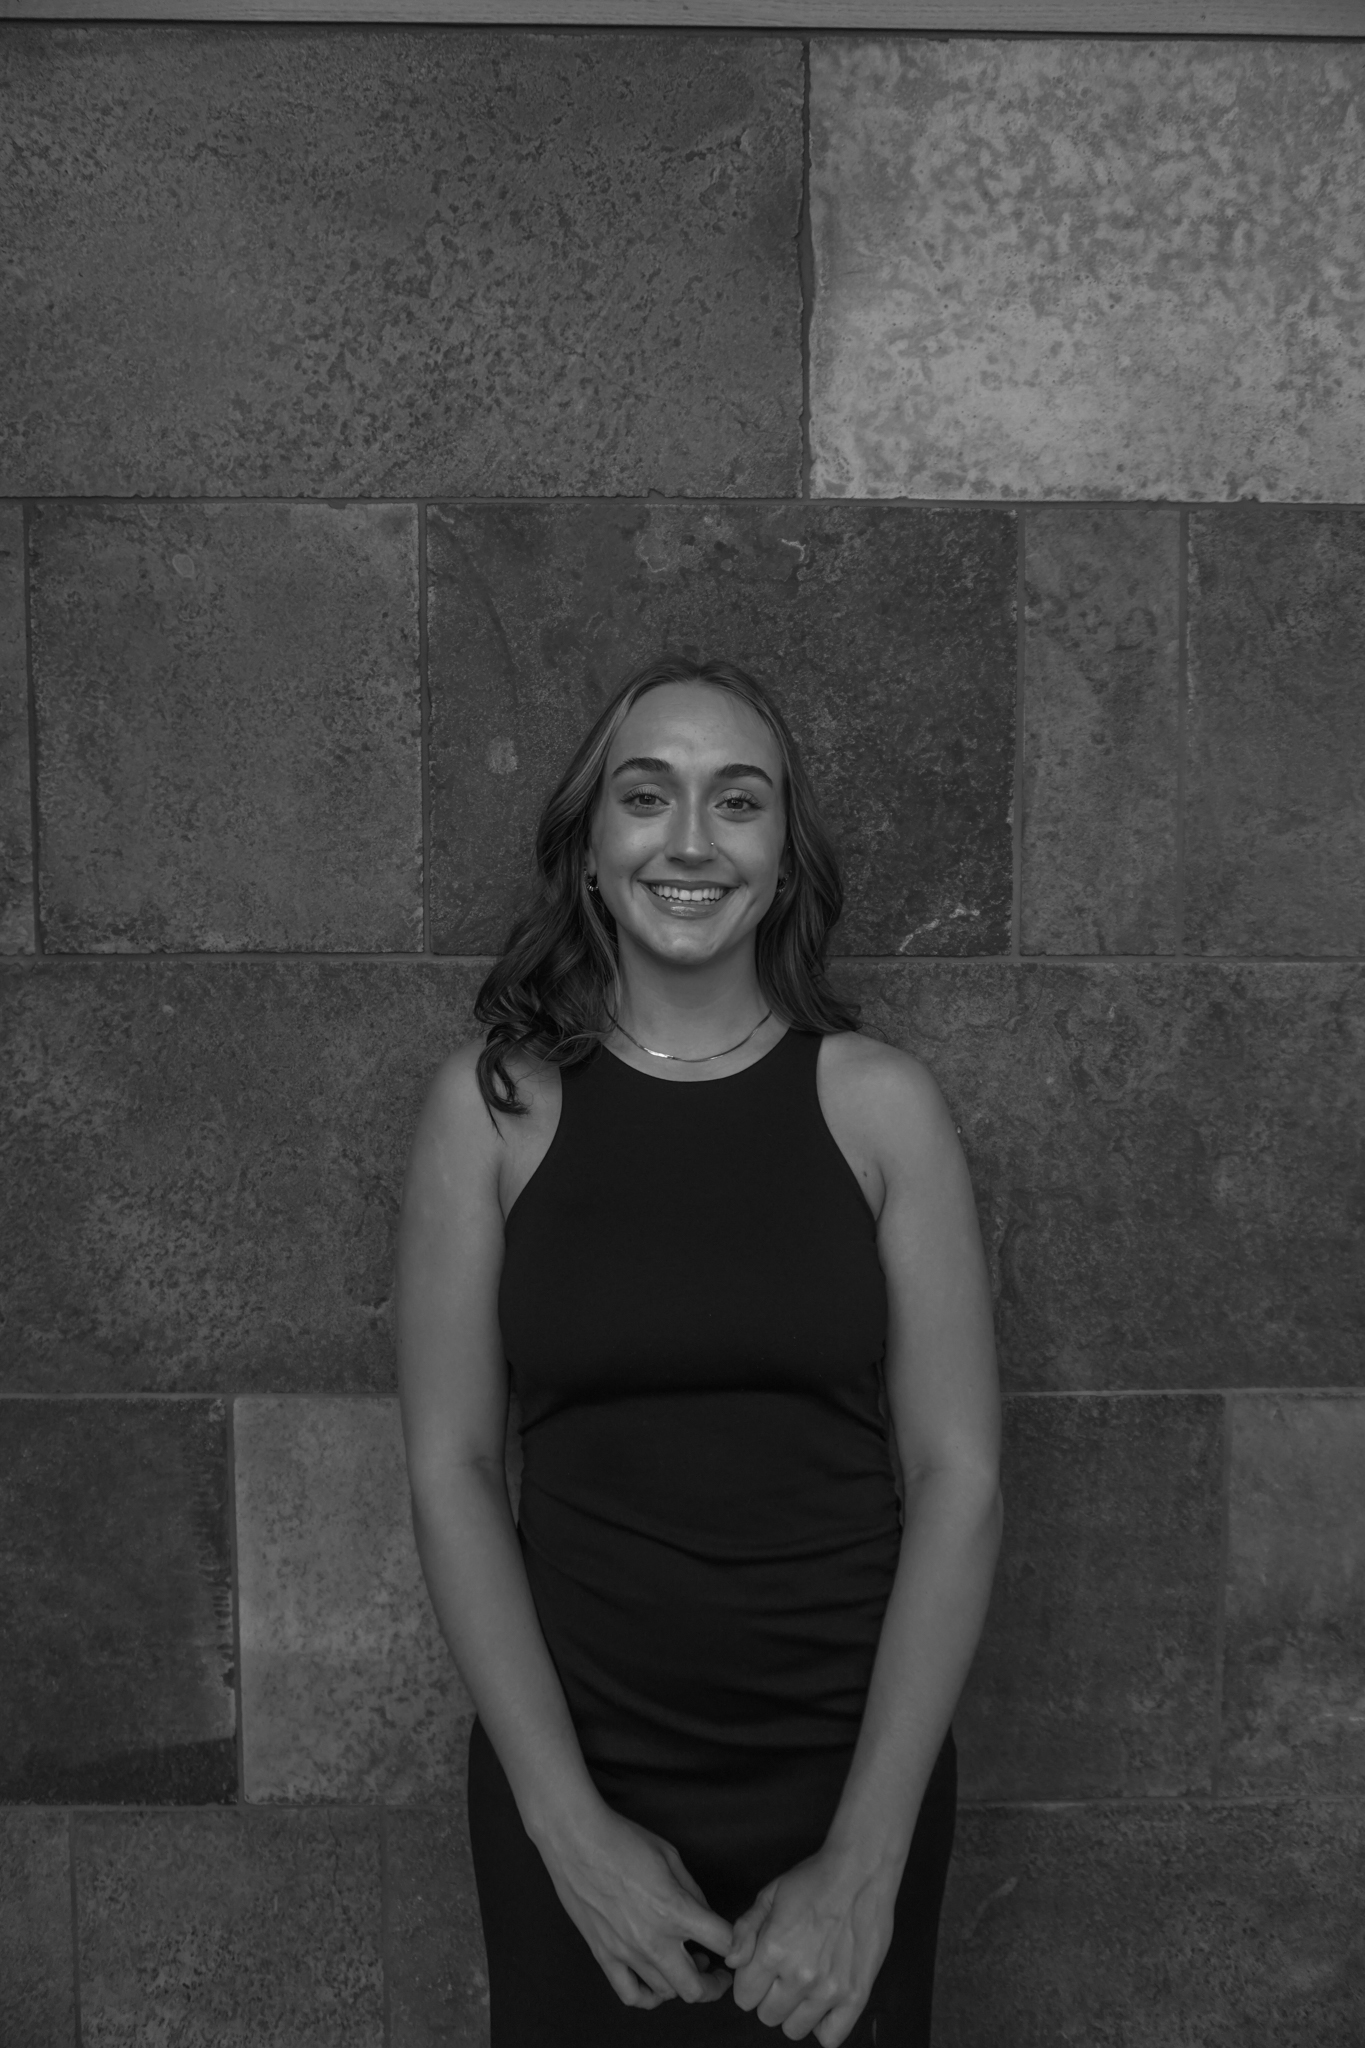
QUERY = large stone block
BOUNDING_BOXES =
[937,1799,1365,2046]
[31,501,421,952]
[811,40,1365,502]
[1022,507,1179,955]
[0,960,483,1393]
[835,961,1364,1389]
[0,27,801,499]
[428,501,1016,955]
[76,1809,383,2047]
[957,1393,1222,1800]
[388,1796,490,2048]
[0,1399,234,1803]
[236,1397,471,1803]
[0,1812,74,2047]
[1221,1394,1365,1794]
[1186,508,1365,955]
[0,505,31,954]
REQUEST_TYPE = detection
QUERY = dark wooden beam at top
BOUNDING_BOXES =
[2,0,1363,32]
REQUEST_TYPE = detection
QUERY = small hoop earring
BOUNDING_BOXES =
[586,874,601,895]
[775,874,789,894]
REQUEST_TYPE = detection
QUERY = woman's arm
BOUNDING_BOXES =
[824,1044,1002,1866]
[395,1043,735,2009]
[727,1039,1002,2044]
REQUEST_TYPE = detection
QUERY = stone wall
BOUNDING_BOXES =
[2,26,1362,2045]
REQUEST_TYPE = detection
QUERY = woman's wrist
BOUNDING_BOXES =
[519,1772,613,1861]
[820,1796,917,1883]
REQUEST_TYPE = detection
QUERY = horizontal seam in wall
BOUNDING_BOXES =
[29,1792,1365,1821]
[7,496,1365,510]
[5,1388,1362,1403]
[0,954,1360,968]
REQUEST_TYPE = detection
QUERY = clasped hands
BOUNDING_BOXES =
[546,1806,900,2045]
[722,1846,898,2045]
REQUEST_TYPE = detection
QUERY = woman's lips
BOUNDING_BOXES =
[640,880,734,914]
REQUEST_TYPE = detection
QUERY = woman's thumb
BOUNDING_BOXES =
[724,1910,761,1969]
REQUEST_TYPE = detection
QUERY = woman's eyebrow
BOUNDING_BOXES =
[610,756,775,788]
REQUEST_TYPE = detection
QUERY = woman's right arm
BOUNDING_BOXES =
[394,1043,735,2008]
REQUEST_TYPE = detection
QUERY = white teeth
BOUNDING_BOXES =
[647,885,726,902]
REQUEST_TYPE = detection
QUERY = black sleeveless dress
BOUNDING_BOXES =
[468,1029,956,2045]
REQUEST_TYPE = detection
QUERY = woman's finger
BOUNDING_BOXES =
[724,1923,760,1970]
[813,1997,865,2047]
[672,1897,738,1962]
[629,1954,679,2002]
[602,1956,661,2008]
[725,1883,776,1968]
[770,1978,848,2041]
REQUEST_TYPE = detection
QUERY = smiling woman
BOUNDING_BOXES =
[395,655,1003,2046]
[472,657,855,1110]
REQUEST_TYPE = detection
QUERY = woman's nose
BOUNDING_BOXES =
[666,792,714,862]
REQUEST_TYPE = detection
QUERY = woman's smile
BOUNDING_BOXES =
[640,879,736,913]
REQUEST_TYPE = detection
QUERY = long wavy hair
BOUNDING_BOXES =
[473,655,858,1113]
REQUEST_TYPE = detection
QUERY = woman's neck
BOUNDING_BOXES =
[611,946,770,1061]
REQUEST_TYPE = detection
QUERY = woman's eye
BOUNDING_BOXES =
[623,789,665,810]
[718,793,761,813]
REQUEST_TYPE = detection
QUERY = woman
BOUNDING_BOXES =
[396,655,1001,2046]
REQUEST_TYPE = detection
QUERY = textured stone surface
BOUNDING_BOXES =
[237,1397,471,1802]
[1221,1394,1365,1794]
[811,40,1365,501]
[76,1809,382,2047]
[428,501,1016,954]
[0,1399,234,1803]
[833,962,1365,1389]
[388,1795,490,2048]
[957,1394,1221,1800]
[0,504,31,954]
[0,961,482,1393]
[0,1812,74,2048]
[1022,507,1179,954]
[31,501,420,952]
[1186,508,1365,955]
[0,27,801,498]
[937,1799,1365,2046]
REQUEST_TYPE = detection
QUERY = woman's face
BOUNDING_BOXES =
[589,682,788,973]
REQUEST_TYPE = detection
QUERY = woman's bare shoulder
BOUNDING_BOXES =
[424,1037,555,1105]
[817,1029,956,1156]
[418,1037,560,1149]
[819,1028,942,1101]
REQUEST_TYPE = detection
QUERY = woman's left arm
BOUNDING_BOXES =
[728,1043,1002,2043]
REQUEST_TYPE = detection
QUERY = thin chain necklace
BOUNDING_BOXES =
[614,1009,773,1065]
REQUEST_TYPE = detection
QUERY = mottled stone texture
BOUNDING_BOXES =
[1023,508,1179,955]
[428,502,1016,954]
[0,27,801,499]
[811,40,1365,501]
[0,1399,234,1803]
[957,1394,1221,1800]
[834,962,1364,1389]
[31,501,421,952]
[0,1812,74,2048]
[937,1800,1365,2047]
[1221,1395,1365,1794]
[388,1797,490,2048]
[76,1809,383,2047]
[0,961,482,1394]
[1186,508,1365,955]
[0,505,31,953]
[236,1397,471,1802]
